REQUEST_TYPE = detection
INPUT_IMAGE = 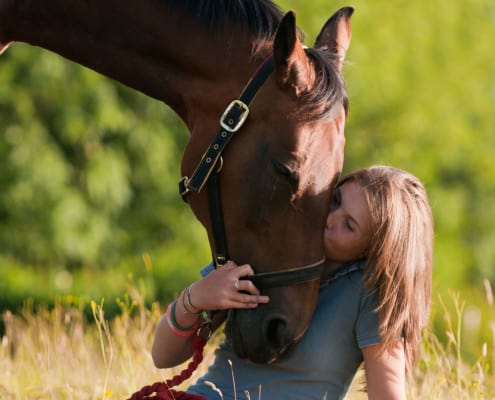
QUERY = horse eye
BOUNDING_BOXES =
[272,160,299,187]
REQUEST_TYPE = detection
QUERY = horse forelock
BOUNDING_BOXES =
[298,48,349,122]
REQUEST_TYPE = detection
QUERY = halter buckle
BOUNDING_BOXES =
[220,100,250,132]
[179,176,191,201]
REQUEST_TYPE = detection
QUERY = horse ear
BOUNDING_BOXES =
[314,7,354,71]
[273,11,312,94]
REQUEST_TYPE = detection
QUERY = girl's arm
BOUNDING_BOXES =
[362,339,406,400]
[151,261,269,368]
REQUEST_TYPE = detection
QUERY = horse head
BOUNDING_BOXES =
[183,8,353,363]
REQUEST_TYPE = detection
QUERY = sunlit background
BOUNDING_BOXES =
[0,0,494,369]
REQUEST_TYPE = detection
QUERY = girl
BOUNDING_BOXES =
[151,165,434,400]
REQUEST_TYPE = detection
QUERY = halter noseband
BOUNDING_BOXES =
[178,56,325,289]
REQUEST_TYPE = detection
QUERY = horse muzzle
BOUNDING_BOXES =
[225,302,310,364]
[224,260,324,363]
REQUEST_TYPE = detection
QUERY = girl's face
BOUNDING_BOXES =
[324,180,372,264]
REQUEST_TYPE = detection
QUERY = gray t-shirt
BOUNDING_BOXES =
[187,262,380,400]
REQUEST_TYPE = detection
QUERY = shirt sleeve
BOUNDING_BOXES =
[199,261,215,277]
[355,287,381,348]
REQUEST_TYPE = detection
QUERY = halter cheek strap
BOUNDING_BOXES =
[241,258,325,289]
[179,56,274,198]
[178,57,274,267]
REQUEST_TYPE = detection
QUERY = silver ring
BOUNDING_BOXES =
[234,279,240,290]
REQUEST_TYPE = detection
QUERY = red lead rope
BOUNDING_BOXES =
[127,335,208,400]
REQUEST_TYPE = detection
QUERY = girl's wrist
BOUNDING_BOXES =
[175,283,203,321]
[165,301,200,337]
[185,283,202,313]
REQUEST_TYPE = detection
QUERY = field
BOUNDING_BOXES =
[1,1,494,399]
[2,286,495,400]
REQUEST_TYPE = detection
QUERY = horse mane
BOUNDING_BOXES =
[301,48,349,122]
[165,0,284,39]
[165,0,348,122]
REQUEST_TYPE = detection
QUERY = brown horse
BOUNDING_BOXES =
[0,1,352,363]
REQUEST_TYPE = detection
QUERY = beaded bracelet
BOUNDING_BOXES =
[165,301,199,337]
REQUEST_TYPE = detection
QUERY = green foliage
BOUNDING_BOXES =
[0,0,494,305]
[0,44,210,274]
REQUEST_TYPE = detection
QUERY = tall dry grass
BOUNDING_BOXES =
[1,286,495,399]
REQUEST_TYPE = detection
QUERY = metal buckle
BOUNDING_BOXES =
[220,100,250,133]
[179,176,190,196]
[197,311,213,339]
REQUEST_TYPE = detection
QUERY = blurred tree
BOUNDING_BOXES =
[0,0,494,301]
[0,45,210,274]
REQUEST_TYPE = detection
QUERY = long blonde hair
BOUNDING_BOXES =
[340,166,434,372]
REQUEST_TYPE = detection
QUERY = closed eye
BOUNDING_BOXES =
[272,159,299,187]
[330,187,341,210]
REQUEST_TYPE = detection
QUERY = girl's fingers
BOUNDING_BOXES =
[199,261,269,310]
[235,278,261,295]
[222,260,238,270]
[236,263,255,276]
[234,293,269,305]
[222,261,254,276]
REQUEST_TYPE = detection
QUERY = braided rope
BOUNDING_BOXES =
[127,335,208,400]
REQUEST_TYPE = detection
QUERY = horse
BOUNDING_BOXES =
[0,1,353,364]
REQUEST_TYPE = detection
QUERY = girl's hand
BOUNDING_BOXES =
[189,261,270,311]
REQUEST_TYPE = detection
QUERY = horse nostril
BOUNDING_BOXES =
[264,316,288,349]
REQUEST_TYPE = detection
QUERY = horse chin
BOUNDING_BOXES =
[225,309,294,364]
[224,310,247,360]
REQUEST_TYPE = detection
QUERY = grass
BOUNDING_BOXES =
[2,286,495,399]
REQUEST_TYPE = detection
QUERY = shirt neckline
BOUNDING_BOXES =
[320,261,364,288]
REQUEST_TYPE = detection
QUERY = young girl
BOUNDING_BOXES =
[151,165,434,399]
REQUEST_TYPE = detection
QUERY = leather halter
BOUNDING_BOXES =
[179,56,325,289]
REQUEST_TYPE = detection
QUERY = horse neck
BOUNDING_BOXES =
[3,1,270,127]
